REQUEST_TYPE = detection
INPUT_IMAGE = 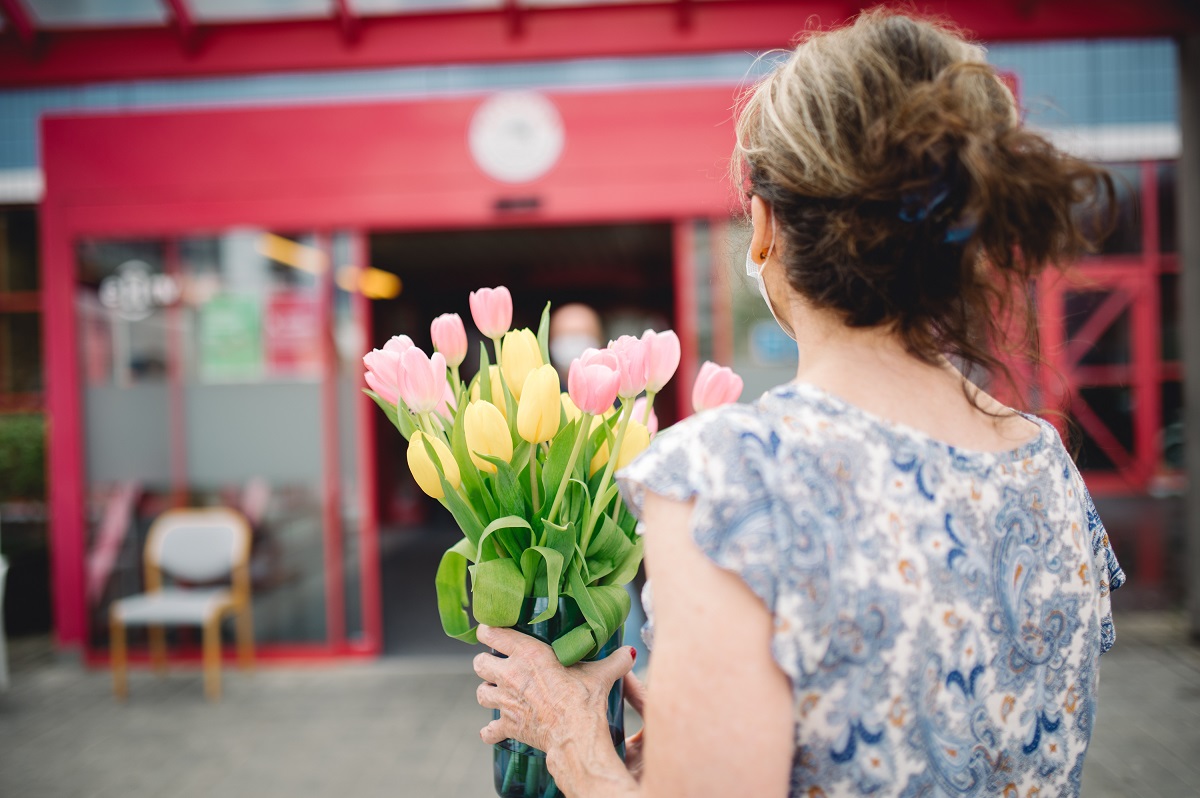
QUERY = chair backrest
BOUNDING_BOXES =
[146,508,251,584]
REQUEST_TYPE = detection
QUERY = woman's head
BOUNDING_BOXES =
[735,9,1113,398]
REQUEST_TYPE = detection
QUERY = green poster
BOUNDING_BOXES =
[199,295,262,383]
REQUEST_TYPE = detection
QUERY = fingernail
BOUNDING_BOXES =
[630,648,637,662]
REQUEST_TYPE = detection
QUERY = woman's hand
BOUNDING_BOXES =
[474,624,636,756]
[622,671,648,782]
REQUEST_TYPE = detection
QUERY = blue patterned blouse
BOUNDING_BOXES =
[617,381,1125,797]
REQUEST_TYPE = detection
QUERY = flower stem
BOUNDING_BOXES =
[581,401,633,554]
[545,413,592,525]
[641,391,656,425]
[528,445,540,515]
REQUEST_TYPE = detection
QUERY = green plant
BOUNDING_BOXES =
[0,413,46,500]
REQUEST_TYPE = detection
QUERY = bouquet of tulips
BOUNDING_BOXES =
[363,286,694,667]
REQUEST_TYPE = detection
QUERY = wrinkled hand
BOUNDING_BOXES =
[622,671,647,781]
[474,624,636,755]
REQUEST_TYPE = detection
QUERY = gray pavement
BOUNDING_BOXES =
[0,611,1197,798]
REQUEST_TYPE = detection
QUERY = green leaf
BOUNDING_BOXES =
[477,515,532,564]
[541,419,580,502]
[599,536,643,587]
[520,546,565,623]
[480,454,526,519]
[364,389,416,440]
[536,302,552,366]
[434,537,479,644]
[442,480,485,546]
[565,561,631,660]
[551,624,595,667]
[470,557,526,627]
[585,513,630,577]
[539,518,578,572]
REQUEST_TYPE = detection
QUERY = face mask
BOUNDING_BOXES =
[550,334,601,371]
[745,215,796,341]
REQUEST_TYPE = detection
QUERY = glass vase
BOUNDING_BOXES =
[491,596,625,798]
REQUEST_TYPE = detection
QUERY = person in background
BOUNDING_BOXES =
[548,303,604,383]
[474,10,1124,796]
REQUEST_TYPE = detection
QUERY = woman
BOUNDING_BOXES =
[473,10,1125,796]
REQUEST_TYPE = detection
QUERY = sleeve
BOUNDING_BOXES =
[617,407,820,686]
[1080,480,1125,655]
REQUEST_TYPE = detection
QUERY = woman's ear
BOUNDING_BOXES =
[749,195,773,265]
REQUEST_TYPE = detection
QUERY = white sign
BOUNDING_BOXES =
[98,260,181,322]
[468,91,565,184]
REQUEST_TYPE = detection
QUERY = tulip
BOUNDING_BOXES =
[567,348,621,416]
[469,286,513,340]
[363,348,402,406]
[517,364,561,444]
[407,431,460,499]
[398,347,448,415]
[631,396,658,437]
[433,383,456,422]
[560,392,582,424]
[641,329,680,393]
[430,313,468,368]
[590,417,651,476]
[383,334,415,355]
[692,361,744,412]
[608,335,650,399]
[469,366,509,419]
[500,329,542,401]
[465,400,513,473]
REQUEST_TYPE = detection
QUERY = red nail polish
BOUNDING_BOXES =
[631,648,637,662]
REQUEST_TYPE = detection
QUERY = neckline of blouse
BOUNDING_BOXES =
[764,380,1053,465]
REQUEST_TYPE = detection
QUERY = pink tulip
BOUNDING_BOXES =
[434,383,457,421]
[607,335,649,399]
[430,313,468,368]
[691,361,744,412]
[469,286,513,340]
[567,348,621,416]
[363,348,403,406]
[630,397,658,437]
[641,329,680,393]
[382,335,415,355]
[399,347,449,414]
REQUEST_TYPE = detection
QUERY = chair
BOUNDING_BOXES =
[109,507,255,701]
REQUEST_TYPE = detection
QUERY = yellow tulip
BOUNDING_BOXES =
[560,392,581,424]
[465,400,513,473]
[517,364,562,444]
[590,417,651,476]
[500,329,542,401]
[469,366,508,419]
[406,431,460,499]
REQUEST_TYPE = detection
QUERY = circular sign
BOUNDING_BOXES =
[468,91,565,184]
[98,260,181,322]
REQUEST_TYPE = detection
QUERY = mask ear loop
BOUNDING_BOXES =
[758,214,778,278]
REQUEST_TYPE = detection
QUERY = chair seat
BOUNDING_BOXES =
[112,588,231,626]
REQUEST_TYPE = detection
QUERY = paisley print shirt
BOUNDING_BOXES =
[616,382,1125,797]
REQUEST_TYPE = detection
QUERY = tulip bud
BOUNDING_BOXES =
[398,348,448,414]
[560,392,581,424]
[464,400,513,473]
[500,329,543,401]
[608,335,650,399]
[363,348,402,406]
[590,417,651,476]
[630,396,658,437]
[469,286,513,340]
[470,366,509,419]
[517,364,561,444]
[691,361,744,412]
[567,348,621,416]
[430,313,468,368]
[406,431,460,499]
[641,329,680,393]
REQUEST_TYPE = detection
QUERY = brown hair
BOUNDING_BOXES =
[734,8,1114,410]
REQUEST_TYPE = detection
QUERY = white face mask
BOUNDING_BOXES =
[550,334,601,372]
[745,215,796,341]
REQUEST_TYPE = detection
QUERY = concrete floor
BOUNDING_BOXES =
[0,609,1197,798]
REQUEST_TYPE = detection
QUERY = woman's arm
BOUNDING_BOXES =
[476,492,795,798]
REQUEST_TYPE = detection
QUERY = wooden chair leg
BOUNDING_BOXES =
[235,603,255,672]
[202,615,222,702]
[110,615,128,700]
[148,625,167,676]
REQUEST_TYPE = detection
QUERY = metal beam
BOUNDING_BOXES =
[332,0,360,46]
[160,0,199,51]
[0,0,36,51]
[1,0,1198,88]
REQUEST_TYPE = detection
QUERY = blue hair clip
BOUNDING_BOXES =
[899,179,975,244]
